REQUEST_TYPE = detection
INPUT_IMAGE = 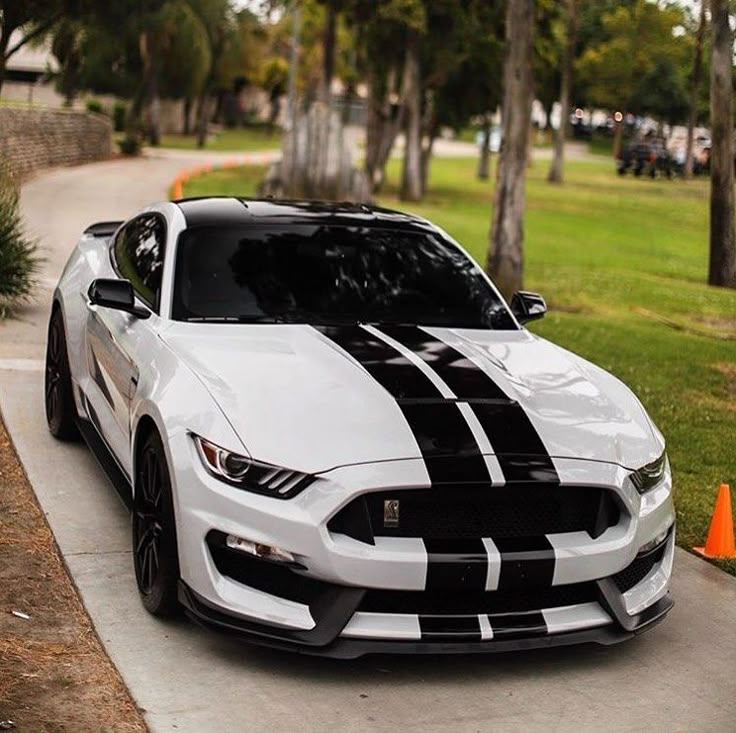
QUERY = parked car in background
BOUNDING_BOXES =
[617,140,675,178]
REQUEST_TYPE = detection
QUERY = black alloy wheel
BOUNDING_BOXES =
[45,308,79,440]
[132,431,180,616]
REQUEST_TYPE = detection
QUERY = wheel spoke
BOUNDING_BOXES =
[135,525,151,555]
[150,537,160,574]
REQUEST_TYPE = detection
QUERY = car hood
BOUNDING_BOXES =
[160,323,663,475]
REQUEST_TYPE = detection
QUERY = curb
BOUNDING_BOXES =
[168,154,261,200]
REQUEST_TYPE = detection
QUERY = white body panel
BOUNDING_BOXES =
[159,322,663,475]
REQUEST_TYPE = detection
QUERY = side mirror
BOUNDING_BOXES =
[510,291,547,324]
[88,278,150,319]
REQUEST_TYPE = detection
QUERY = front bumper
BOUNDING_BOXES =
[179,581,673,659]
[170,434,676,657]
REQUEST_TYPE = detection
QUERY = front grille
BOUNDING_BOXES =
[359,582,597,615]
[329,485,620,543]
[613,544,666,593]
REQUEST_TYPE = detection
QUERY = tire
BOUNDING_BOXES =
[132,430,181,617]
[45,308,80,441]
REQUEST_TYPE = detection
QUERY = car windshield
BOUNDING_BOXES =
[171,224,514,328]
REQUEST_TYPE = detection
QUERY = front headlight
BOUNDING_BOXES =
[192,434,315,499]
[630,452,668,494]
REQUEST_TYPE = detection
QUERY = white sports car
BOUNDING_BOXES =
[46,198,675,657]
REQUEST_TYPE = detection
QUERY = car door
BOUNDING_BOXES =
[85,214,166,478]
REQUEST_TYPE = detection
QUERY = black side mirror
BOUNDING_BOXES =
[88,278,150,319]
[510,291,547,324]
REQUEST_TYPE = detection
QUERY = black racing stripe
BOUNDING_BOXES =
[494,536,555,590]
[419,615,482,641]
[488,611,547,639]
[424,538,487,591]
[317,325,440,399]
[317,325,492,486]
[380,325,507,399]
[469,402,560,483]
[398,401,491,484]
[377,327,559,484]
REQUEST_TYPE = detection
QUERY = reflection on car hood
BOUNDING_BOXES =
[161,323,663,475]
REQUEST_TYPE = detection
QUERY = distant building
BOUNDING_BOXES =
[2,30,60,106]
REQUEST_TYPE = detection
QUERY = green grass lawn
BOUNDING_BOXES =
[182,155,736,574]
[160,126,281,152]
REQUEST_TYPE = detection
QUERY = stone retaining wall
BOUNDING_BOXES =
[0,106,112,179]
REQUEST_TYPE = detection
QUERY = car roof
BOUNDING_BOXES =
[173,196,434,231]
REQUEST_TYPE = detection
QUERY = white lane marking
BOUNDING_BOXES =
[0,358,45,372]
[482,536,502,591]
[455,402,506,485]
[478,613,494,640]
[361,324,456,398]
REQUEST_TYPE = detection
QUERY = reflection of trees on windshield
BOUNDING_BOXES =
[173,224,513,326]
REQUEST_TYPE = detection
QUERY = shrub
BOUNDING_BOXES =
[118,134,141,156]
[113,101,126,132]
[0,176,40,317]
[86,99,104,115]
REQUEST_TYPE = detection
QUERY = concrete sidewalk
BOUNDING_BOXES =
[1,158,735,732]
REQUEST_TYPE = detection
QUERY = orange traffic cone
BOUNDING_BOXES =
[694,483,736,558]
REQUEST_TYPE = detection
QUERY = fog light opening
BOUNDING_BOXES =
[637,525,672,557]
[225,534,298,566]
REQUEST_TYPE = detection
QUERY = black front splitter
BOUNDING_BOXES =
[178,582,673,659]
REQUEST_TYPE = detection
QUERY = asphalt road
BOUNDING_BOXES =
[1,155,735,732]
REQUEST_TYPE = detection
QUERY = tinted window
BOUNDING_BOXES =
[114,215,166,309]
[172,225,513,328]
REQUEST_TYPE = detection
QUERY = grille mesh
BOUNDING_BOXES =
[329,485,619,542]
[612,544,666,593]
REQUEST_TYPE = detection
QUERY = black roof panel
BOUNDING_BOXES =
[174,196,432,231]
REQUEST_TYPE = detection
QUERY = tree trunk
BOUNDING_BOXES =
[420,127,437,196]
[487,0,535,300]
[365,66,404,192]
[195,87,210,148]
[400,35,423,202]
[477,115,492,180]
[183,97,192,135]
[138,30,161,146]
[341,82,355,126]
[708,0,736,288]
[684,1,707,179]
[548,0,577,183]
[147,54,161,146]
[612,116,624,159]
[320,0,338,104]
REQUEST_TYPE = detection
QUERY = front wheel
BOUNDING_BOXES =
[45,308,79,441]
[132,430,181,617]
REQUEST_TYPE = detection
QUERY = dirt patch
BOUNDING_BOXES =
[713,362,736,390]
[695,315,736,333]
[546,300,588,315]
[0,419,147,732]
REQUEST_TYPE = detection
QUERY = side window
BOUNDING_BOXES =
[114,215,166,310]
